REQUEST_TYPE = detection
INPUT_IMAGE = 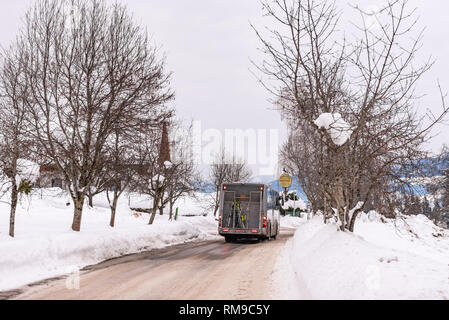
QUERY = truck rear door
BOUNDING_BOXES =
[221,186,262,231]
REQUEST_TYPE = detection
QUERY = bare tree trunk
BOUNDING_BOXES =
[349,208,363,232]
[323,197,329,224]
[159,194,165,215]
[149,193,160,225]
[88,192,94,208]
[72,193,85,232]
[337,207,345,231]
[169,200,175,221]
[307,202,312,220]
[9,182,18,238]
[109,194,118,228]
[335,176,346,231]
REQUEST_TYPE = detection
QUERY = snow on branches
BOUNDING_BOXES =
[314,113,353,147]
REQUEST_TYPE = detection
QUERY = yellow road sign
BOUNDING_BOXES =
[279,174,292,188]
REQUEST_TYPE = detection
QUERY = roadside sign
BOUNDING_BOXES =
[279,174,292,188]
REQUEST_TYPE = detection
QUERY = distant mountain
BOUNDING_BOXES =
[197,174,308,202]
[196,181,215,194]
[197,154,448,199]
[404,153,449,178]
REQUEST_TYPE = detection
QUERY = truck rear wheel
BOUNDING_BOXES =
[225,236,234,243]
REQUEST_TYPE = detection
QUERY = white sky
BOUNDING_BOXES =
[0,0,448,177]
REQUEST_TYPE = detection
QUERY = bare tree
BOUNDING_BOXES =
[129,125,173,225]
[105,108,172,227]
[104,128,143,228]
[227,156,253,185]
[87,174,107,208]
[209,147,230,217]
[132,120,200,224]
[20,0,174,231]
[209,147,252,216]
[0,41,34,238]
[162,122,200,220]
[281,122,329,219]
[254,0,448,231]
[426,146,449,227]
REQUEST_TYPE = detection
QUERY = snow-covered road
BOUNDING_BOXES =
[12,228,296,300]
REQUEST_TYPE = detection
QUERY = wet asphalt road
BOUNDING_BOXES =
[10,228,295,300]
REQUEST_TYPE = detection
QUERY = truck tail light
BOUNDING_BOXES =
[263,216,267,228]
[218,215,222,228]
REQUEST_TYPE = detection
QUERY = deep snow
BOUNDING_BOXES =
[273,213,449,300]
[0,189,219,292]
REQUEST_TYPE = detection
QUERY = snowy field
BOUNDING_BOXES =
[0,189,219,292]
[274,213,449,300]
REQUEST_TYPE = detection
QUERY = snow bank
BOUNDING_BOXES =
[314,113,352,146]
[0,190,219,291]
[273,215,449,300]
[356,212,449,264]
[280,215,308,229]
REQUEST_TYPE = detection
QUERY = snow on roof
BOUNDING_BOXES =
[314,113,353,146]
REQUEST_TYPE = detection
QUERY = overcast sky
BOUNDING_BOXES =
[0,1,448,177]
